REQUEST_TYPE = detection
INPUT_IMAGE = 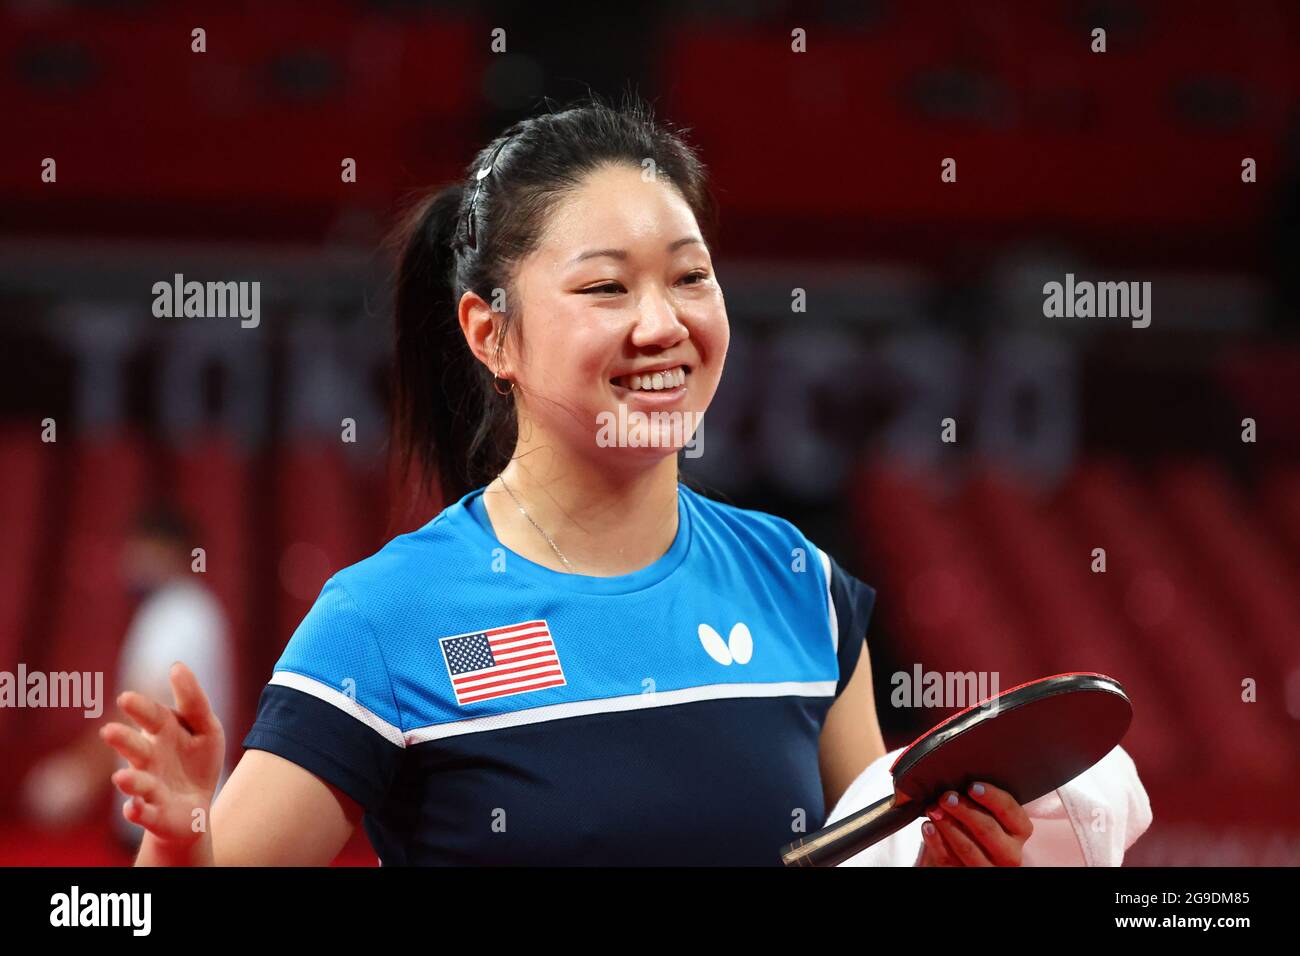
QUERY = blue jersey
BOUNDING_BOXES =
[243,482,877,865]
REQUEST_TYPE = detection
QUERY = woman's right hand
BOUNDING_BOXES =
[100,661,225,847]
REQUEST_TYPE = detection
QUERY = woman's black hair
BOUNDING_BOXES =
[389,92,718,516]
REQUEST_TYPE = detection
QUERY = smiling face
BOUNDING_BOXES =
[483,163,729,468]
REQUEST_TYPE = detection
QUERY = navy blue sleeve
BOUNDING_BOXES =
[242,576,405,812]
[243,684,403,812]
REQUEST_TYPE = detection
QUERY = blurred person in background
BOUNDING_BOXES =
[20,503,234,851]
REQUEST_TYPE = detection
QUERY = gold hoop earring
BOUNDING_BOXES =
[493,371,514,396]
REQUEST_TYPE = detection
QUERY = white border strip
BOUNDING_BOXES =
[818,548,839,653]
[269,671,406,748]
[405,680,837,744]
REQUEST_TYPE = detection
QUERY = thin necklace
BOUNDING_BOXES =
[496,474,577,573]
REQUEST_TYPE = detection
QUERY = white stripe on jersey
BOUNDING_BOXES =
[404,680,837,744]
[271,672,839,748]
[817,548,839,654]
[269,670,406,747]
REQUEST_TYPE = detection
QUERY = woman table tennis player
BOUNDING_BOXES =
[100,96,1032,866]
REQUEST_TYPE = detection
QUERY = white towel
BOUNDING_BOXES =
[824,744,1153,866]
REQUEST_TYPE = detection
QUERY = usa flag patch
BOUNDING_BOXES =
[439,619,567,706]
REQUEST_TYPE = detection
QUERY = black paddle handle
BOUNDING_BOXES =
[780,793,924,867]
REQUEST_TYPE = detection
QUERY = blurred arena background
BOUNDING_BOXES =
[1,0,1298,865]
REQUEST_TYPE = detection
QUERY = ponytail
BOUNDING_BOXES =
[390,184,514,517]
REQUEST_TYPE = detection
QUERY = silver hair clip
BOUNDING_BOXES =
[464,137,511,250]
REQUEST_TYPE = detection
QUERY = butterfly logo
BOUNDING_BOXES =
[697,622,753,666]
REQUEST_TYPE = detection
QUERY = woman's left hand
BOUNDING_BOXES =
[916,781,1034,866]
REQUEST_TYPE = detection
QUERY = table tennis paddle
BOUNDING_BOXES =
[780,671,1132,867]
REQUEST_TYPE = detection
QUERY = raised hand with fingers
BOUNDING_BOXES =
[99,660,225,847]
